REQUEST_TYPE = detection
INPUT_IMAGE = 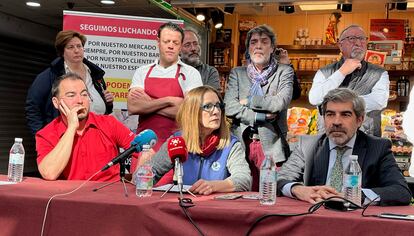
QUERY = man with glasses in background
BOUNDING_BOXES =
[309,24,389,136]
[36,73,137,181]
[180,29,220,91]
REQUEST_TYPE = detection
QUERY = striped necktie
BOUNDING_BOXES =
[330,146,349,192]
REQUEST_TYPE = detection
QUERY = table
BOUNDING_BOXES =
[1,176,413,236]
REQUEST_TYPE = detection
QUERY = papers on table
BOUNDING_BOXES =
[0,181,16,185]
[153,184,192,192]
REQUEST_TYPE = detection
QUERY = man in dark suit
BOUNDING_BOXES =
[278,88,411,206]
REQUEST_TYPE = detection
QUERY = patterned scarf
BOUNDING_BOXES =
[247,57,278,96]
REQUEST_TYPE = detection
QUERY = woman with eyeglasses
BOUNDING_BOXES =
[144,86,252,195]
[25,30,113,136]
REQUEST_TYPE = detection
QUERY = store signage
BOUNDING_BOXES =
[370,19,405,41]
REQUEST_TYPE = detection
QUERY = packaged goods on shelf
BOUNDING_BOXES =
[381,109,413,176]
[287,107,318,143]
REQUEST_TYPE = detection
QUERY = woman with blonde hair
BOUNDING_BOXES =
[149,86,251,195]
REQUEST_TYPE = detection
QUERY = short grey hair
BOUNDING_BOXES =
[245,24,277,60]
[338,24,365,41]
[184,28,201,44]
[321,88,365,118]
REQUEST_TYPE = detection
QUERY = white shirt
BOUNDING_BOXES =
[308,69,390,113]
[130,58,203,93]
[64,63,106,114]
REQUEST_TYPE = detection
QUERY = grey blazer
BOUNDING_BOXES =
[224,64,294,163]
[278,130,412,206]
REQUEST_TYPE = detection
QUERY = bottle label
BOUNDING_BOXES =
[9,154,24,165]
[135,165,154,189]
[136,177,153,189]
[344,175,360,187]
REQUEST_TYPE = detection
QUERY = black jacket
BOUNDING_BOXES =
[278,130,412,206]
[25,57,112,135]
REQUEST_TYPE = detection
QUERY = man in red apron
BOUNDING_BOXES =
[127,22,202,180]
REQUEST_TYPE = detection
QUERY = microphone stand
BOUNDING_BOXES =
[160,159,196,198]
[93,158,134,197]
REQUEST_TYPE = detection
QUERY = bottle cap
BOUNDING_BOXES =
[15,138,23,142]
[349,155,358,160]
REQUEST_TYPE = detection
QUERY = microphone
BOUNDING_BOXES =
[101,129,157,171]
[167,137,188,195]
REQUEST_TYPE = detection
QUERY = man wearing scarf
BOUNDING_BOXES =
[309,24,389,137]
[224,25,294,191]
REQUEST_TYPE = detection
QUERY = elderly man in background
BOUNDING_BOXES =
[180,28,220,91]
[224,24,294,191]
[309,24,389,136]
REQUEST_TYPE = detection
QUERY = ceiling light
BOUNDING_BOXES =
[299,4,337,11]
[285,5,295,14]
[212,10,223,29]
[195,8,206,21]
[26,1,41,7]
[341,3,352,12]
[196,13,205,21]
[101,0,115,5]
[396,2,407,10]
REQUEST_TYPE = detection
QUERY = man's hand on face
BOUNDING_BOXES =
[59,99,83,130]
[339,58,362,76]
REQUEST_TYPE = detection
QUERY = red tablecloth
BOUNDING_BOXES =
[1,176,413,236]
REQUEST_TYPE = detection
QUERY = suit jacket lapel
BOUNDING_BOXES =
[352,130,367,167]
[313,137,330,185]
[305,135,330,185]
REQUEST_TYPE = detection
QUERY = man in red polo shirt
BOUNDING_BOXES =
[36,72,136,181]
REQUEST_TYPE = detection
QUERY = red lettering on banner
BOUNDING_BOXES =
[63,15,183,40]
[106,81,131,89]
[112,91,129,99]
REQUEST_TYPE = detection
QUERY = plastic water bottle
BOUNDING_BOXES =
[259,155,277,205]
[8,138,25,182]
[135,145,154,197]
[343,155,362,206]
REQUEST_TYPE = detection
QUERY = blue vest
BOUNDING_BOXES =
[182,135,238,185]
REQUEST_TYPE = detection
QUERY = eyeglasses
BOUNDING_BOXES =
[200,102,225,112]
[65,44,84,50]
[340,36,368,43]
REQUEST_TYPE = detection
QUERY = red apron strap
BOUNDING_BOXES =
[175,64,185,80]
[145,64,156,79]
